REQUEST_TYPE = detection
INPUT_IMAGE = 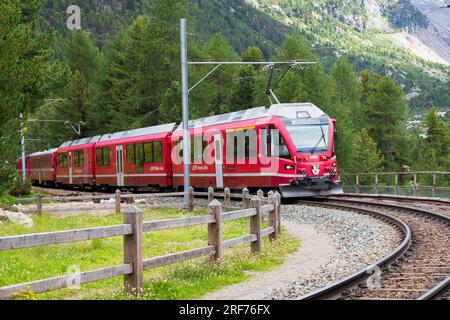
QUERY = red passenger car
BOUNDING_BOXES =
[55,136,101,187]
[94,124,175,189]
[16,156,31,180]
[29,149,57,186]
[171,103,342,197]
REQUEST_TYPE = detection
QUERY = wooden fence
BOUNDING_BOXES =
[0,190,281,299]
[340,171,450,198]
[16,186,280,215]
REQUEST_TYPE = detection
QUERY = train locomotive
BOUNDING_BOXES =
[17,103,343,197]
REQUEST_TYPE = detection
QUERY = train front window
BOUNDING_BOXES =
[286,124,329,154]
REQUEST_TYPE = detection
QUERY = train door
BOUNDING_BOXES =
[213,134,224,188]
[68,152,73,184]
[116,145,124,186]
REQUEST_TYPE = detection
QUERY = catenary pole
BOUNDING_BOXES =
[19,113,26,181]
[180,18,190,209]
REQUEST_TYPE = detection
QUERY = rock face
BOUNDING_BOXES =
[409,0,450,64]
[0,209,34,227]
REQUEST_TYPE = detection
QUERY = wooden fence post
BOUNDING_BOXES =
[355,175,360,194]
[223,187,230,209]
[188,186,194,212]
[123,205,143,295]
[250,196,262,253]
[394,174,399,195]
[257,189,264,222]
[36,194,42,215]
[432,172,436,198]
[115,190,121,214]
[413,173,418,196]
[126,193,134,205]
[257,189,264,200]
[208,186,214,204]
[374,174,378,194]
[242,188,250,209]
[208,200,223,262]
[268,194,278,241]
[275,191,282,235]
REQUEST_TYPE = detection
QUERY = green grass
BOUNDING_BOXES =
[0,207,299,300]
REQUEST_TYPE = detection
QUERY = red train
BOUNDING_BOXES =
[17,103,343,197]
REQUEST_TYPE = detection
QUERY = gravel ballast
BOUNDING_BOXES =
[265,205,400,299]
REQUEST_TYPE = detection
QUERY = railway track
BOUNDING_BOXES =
[296,197,449,300]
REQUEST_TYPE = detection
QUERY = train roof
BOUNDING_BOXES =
[175,103,328,130]
[29,149,58,157]
[59,135,102,148]
[97,123,176,143]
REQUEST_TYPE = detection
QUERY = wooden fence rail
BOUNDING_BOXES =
[341,171,449,198]
[0,190,281,299]
[19,186,279,215]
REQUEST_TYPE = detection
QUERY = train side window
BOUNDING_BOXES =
[74,150,84,167]
[191,136,205,163]
[58,152,67,168]
[270,129,291,159]
[226,129,256,160]
[243,129,256,159]
[135,143,144,173]
[226,132,236,161]
[153,140,163,163]
[144,142,153,163]
[176,138,183,162]
[96,148,110,166]
[260,128,268,157]
[103,148,110,166]
[126,144,135,165]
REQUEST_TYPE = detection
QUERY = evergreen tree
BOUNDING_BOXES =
[0,0,57,193]
[330,57,362,128]
[275,32,334,111]
[147,0,187,124]
[229,47,264,112]
[202,33,239,115]
[34,70,91,148]
[350,129,384,179]
[421,107,450,171]
[102,16,152,132]
[64,30,102,84]
[360,69,373,106]
[364,76,408,171]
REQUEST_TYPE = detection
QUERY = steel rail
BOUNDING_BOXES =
[297,198,449,300]
[417,276,450,300]
[323,197,450,225]
[325,193,450,206]
[295,201,412,300]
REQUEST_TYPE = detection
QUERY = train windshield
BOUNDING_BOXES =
[286,123,329,154]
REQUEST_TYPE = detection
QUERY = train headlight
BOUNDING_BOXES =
[332,162,336,167]
[285,165,295,170]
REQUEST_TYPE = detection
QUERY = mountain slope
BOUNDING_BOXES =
[39,0,450,113]
[409,0,450,63]
[243,0,450,112]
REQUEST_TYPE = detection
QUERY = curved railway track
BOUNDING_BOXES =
[296,197,450,300]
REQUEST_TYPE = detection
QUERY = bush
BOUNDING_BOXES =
[8,179,32,197]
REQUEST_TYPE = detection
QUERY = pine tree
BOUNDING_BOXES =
[229,47,264,112]
[41,70,91,144]
[330,57,362,128]
[202,33,239,115]
[350,129,384,179]
[147,0,187,124]
[364,76,408,171]
[421,106,450,171]
[0,0,57,193]
[275,32,334,111]
[64,30,102,84]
